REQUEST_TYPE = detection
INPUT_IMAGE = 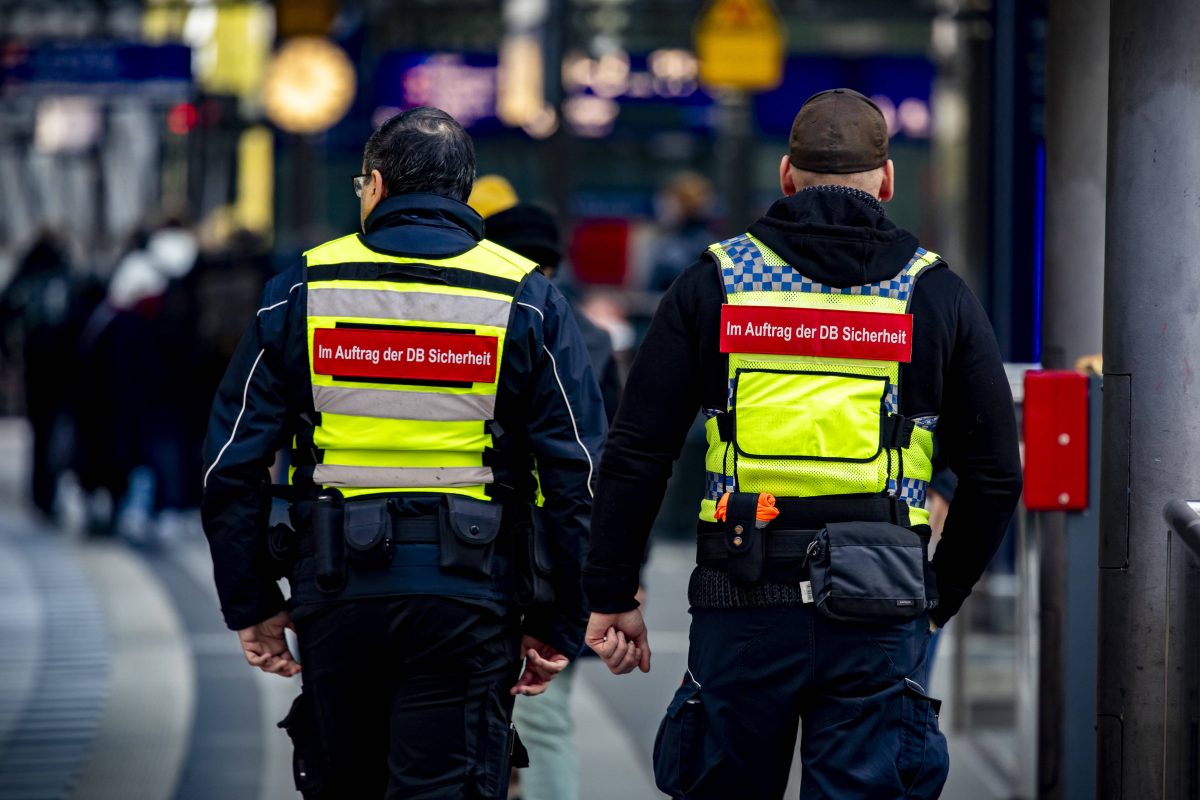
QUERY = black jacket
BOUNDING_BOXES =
[583,187,1023,626]
[202,195,607,656]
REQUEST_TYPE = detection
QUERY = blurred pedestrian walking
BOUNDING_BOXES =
[0,233,80,518]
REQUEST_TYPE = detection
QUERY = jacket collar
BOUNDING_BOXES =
[361,193,484,259]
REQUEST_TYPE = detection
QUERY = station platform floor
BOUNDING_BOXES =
[0,419,1018,800]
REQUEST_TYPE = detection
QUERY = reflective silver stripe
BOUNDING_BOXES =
[313,464,493,488]
[308,287,512,328]
[313,384,495,421]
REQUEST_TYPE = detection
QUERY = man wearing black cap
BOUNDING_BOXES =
[582,89,1023,797]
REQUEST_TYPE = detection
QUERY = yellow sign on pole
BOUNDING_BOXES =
[695,0,787,92]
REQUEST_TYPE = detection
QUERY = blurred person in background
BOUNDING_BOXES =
[74,240,167,537]
[583,88,1023,798]
[648,171,717,292]
[0,233,77,519]
[201,107,605,799]
[142,221,201,534]
[480,199,621,800]
[481,198,622,424]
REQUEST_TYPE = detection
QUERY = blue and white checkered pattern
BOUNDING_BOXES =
[884,383,899,415]
[913,415,939,431]
[705,471,736,500]
[898,477,928,509]
[719,234,928,302]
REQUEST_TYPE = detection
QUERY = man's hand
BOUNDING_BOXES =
[586,609,651,675]
[510,635,569,697]
[237,610,301,678]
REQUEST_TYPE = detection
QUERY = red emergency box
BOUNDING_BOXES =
[1023,370,1089,511]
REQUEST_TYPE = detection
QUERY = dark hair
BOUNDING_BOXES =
[363,107,475,202]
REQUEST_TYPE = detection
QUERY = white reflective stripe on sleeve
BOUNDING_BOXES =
[312,384,496,421]
[203,348,265,488]
[256,282,303,316]
[312,464,494,489]
[517,301,596,499]
[307,287,511,328]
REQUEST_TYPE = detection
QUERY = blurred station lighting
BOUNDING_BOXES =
[166,101,198,136]
[497,0,547,130]
[34,96,102,154]
[263,37,356,135]
[522,105,560,139]
[394,55,497,129]
[648,49,699,98]
[564,94,619,137]
[497,35,544,127]
[236,125,273,236]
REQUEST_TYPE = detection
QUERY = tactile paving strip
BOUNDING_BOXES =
[0,526,110,800]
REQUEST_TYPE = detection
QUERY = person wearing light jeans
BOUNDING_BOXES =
[511,664,578,800]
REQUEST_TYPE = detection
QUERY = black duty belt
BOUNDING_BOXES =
[294,516,439,559]
[696,529,817,565]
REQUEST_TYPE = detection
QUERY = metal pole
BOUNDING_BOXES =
[1038,2,1108,797]
[1099,0,1200,796]
[716,90,753,231]
[1042,0,1108,371]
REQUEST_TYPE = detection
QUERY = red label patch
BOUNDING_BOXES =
[313,327,499,383]
[720,305,913,362]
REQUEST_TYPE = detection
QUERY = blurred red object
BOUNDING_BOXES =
[569,219,629,286]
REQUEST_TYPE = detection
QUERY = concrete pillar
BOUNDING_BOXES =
[1038,3,1108,799]
[1099,0,1200,796]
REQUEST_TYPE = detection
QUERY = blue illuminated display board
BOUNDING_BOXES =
[373,51,935,140]
[1,42,191,95]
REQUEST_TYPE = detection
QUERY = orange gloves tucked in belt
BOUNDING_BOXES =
[714,492,780,530]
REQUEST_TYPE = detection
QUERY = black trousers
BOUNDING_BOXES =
[289,597,523,799]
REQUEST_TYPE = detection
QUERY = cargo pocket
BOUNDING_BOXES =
[512,506,555,607]
[471,692,520,800]
[277,690,327,797]
[653,678,706,798]
[898,678,949,798]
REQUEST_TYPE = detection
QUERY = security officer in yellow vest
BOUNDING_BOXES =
[583,89,1023,798]
[201,107,606,799]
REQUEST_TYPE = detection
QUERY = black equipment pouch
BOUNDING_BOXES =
[343,497,392,566]
[512,504,555,607]
[724,492,764,586]
[266,523,297,579]
[311,496,346,594]
[277,689,327,797]
[805,521,928,624]
[437,495,503,578]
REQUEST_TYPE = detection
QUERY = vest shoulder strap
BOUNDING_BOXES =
[712,232,941,305]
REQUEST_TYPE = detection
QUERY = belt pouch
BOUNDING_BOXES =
[343,497,392,566]
[266,523,296,579]
[724,492,764,586]
[513,505,555,607]
[806,521,927,624]
[311,497,345,594]
[438,495,503,578]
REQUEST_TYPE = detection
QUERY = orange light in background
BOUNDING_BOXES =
[167,102,198,135]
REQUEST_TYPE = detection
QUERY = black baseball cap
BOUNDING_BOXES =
[788,88,889,174]
[485,205,562,271]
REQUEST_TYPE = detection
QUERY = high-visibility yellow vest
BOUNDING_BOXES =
[298,233,538,501]
[700,233,942,527]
